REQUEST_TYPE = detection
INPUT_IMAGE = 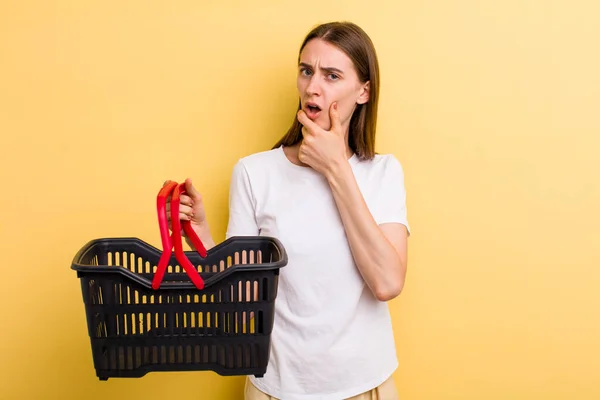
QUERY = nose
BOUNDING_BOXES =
[305,75,321,96]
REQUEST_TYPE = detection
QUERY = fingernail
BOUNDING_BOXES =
[334,102,338,110]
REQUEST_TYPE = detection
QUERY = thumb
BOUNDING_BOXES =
[184,178,201,199]
[329,102,342,134]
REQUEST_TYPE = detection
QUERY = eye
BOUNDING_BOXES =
[328,73,340,81]
[300,68,313,76]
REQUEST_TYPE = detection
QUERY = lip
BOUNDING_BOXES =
[304,102,322,120]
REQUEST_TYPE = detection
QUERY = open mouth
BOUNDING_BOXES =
[305,103,322,119]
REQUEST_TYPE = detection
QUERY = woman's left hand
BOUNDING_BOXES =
[297,102,348,179]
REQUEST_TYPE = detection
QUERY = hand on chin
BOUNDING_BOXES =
[296,102,346,178]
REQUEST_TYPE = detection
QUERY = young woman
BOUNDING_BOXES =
[172,21,410,400]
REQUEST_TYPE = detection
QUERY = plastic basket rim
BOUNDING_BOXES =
[71,236,288,291]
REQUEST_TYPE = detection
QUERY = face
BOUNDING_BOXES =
[296,38,370,133]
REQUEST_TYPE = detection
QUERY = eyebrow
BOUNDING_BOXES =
[299,62,344,75]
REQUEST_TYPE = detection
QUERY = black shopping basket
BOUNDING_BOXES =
[71,181,287,380]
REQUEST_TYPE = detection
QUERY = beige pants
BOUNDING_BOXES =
[244,375,399,400]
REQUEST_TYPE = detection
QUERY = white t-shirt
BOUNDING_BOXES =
[226,145,410,400]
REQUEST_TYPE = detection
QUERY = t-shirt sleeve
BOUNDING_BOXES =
[225,160,259,239]
[375,155,411,235]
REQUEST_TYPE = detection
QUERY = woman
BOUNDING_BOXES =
[173,21,409,400]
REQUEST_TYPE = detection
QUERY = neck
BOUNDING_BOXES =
[283,142,353,167]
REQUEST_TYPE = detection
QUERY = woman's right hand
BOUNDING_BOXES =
[165,178,207,227]
[164,178,215,250]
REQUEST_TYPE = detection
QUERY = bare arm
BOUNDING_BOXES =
[325,161,408,302]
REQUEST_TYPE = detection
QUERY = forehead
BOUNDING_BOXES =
[299,39,354,70]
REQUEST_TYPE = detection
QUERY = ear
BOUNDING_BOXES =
[357,81,370,105]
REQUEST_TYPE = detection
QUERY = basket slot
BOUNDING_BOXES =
[129,314,135,335]
[257,311,263,334]
[161,346,169,364]
[93,313,108,337]
[227,345,234,368]
[262,277,268,301]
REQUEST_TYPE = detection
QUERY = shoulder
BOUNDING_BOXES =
[230,147,284,184]
[356,153,406,179]
[235,147,282,170]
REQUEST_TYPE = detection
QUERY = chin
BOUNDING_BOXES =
[313,118,331,131]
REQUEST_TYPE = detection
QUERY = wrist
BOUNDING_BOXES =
[326,157,352,184]
[187,221,215,249]
[191,220,210,233]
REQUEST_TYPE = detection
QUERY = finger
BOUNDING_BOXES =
[299,136,307,152]
[302,128,316,149]
[180,194,194,207]
[301,126,310,141]
[179,212,192,221]
[184,178,202,200]
[179,204,195,217]
[298,141,307,163]
[329,102,342,134]
[166,211,192,222]
[297,110,319,135]
[166,204,194,218]
[169,204,194,218]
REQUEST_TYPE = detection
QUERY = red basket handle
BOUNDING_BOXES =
[152,181,206,290]
[152,181,177,290]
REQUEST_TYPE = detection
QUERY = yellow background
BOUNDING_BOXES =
[1,1,599,399]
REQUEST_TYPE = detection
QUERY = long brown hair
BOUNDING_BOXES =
[272,21,380,161]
